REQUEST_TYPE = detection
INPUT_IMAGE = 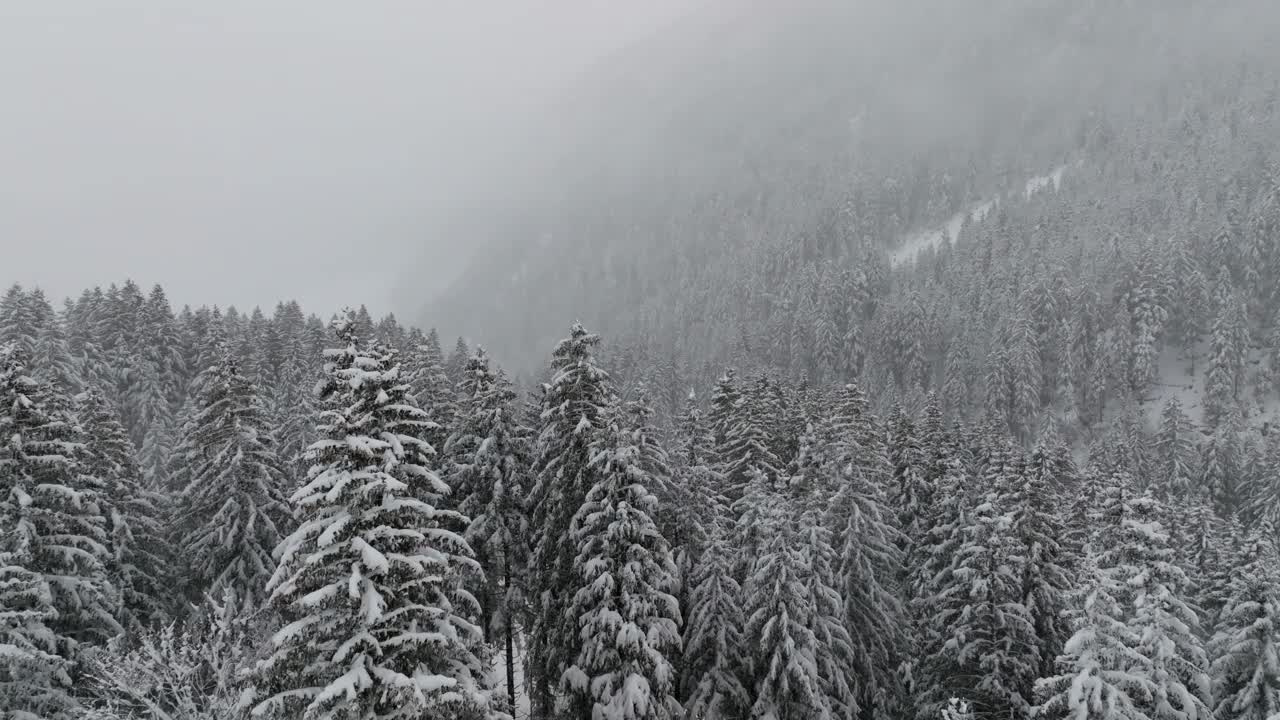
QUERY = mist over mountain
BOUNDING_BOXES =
[10,2,1280,718]
[424,0,1280,375]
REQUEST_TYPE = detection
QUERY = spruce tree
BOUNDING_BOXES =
[1209,521,1280,720]
[171,353,292,607]
[0,345,121,665]
[78,389,172,629]
[1032,554,1153,720]
[0,554,78,718]
[824,387,903,715]
[920,487,1039,719]
[743,497,831,720]
[409,327,456,460]
[527,323,615,719]
[1009,443,1075,680]
[253,315,494,719]
[561,407,683,720]
[681,522,750,720]
[1100,493,1212,720]
[445,347,529,713]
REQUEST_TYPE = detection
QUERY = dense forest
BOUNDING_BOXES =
[1,278,1279,719]
[9,0,1280,719]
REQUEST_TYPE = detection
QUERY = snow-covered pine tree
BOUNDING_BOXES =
[78,389,172,629]
[1152,398,1198,501]
[170,351,292,608]
[268,349,317,476]
[253,314,495,719]
[795,508,859,720]
[888,404,930,568]
[918,485,1039,719]
[910,457,972,710]
[527,323,615,719]
[0,284,42,358]
[447,335,471,387]
[1008,443,1075,680]
[560,404,683,720]
[1204,269,1251,429]
[668,389,725,580]
[1208,520,1280,720]
[0,344,121,664]
[1100,492,1212,720]
[743,493,832,720]
[0,552,78,718]
[32,314,83,395]
[1201,416,1246,518]
[444,347,529,713]
[1031,553,1153,720]
[823,388,904,716]
[409,327,456,461]
[681,520,750,720]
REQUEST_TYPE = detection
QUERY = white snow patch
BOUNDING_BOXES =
[889,163,1067,267]
[1023,165,1067,200]
[888,199,999,267]
[485,633,530,719]
[1105,344,1278,434]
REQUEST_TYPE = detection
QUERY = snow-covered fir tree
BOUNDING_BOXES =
[527,322,615,719]
[1032,553,1152,720]
[253,314,496,719]
[78,389,172,629]
[0,343,121,681]
[444,347,529,713]
[681,521,750,720]
[1209,521,1280,720]
[170,351,292,607]
[1099,492,1212,720]
[560,404,683,720]
[742,493,833,720]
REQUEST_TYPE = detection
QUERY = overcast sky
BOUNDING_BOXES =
[0,0,692,316]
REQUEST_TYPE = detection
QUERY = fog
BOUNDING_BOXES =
[0,0,691,314]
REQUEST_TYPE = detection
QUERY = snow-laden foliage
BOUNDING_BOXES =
[560,406,683,720]
[170,353,292,607]
[1209,521,1280,720]
[527,322,615,719]
[0,344,122,657]
[253,315,496,719]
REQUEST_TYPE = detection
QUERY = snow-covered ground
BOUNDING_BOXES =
[1138,345,1278,433]
[486,636,530,719]
[888,164,1067,267]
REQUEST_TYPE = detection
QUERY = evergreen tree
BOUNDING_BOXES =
[0,345,121,666]
[0,554,78,718]
[715,375,783,511]
[1152,398,1198,501]
[743,498,832,720]
[1209,521,1280,720]
[253,315,495,719]
[445,348,529,714]
[561,408,683,720]
[447,335,471,387]
[1032,554,1153,720]
[409,327,456,461]
[0,284,42,358]
[919,487,1039,719]
[824,387,903,715]
[527,323,615,719]
[1010,443,1075,679]
[681,522,750,720]
[1100,493,1212,720]
[170,353,292,607]
[78,389,172,629]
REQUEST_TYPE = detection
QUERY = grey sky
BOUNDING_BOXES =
[0,0,691,316]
